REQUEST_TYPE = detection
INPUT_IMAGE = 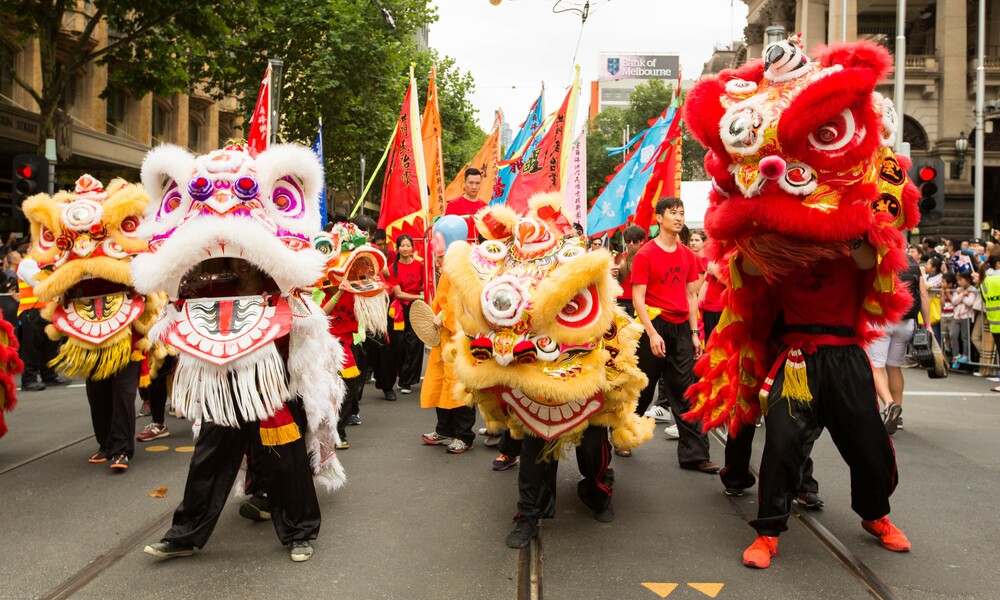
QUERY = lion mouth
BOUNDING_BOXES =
[494,386,603,441]
[178,257,279,299]
[64,277,131,301]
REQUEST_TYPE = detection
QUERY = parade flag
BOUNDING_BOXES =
[247,64,271,156]
[563,128,587,233]
[443,112,502,205]
[312,118,328,227]
[422,67,446,219]
[633,115,683,232]
[503,66,580,214]
[586,106,677,235]
[491,90,546,205]
[378,66,428,245]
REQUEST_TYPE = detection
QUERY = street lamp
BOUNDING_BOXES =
[764,24,787,46]
[953,131,969,179]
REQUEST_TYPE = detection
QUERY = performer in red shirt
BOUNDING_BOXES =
[630,198,717,472]
[444,168,484,240]
[386,235,425,394]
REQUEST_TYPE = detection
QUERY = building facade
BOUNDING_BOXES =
[0,4,241,231]
[708,0,1000,240]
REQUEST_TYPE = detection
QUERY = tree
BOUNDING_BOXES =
[412,49,486,179]
[0,0,250,153]
[585,106,628,201]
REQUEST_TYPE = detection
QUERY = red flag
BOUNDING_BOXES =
[503,68,580,214]
[633,118,683,232]
[378,68,428,254]
[247,65,271,156]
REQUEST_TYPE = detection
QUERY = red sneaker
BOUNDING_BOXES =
[743,535,779,569]
[862,517,911,552]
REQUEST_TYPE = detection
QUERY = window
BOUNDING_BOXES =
[218,112,235,147]
[0,60,14,102]
[152,99,170,145]
[106,91,128,138]
[188,102,206,152]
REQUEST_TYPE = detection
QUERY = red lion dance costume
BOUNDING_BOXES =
[683,38,917,568]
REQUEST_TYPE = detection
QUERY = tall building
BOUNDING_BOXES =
[588,53,682,120]
[732,0,1000,240]
[0,4,241,231]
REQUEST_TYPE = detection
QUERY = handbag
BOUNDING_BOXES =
[911,325,948,378]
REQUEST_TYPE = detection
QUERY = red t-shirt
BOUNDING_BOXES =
[619,265,634,300]
[445,196,486,239]
[631,240,703,323]
[321,289,359,336]
[701,257,725,313]
[782,257,862,328]
[386,258,424,301]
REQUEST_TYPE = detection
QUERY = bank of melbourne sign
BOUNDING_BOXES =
[599,54,680,81]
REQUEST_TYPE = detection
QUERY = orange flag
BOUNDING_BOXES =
[503,66,580,214]
[378,66,428,245]
[422,67,446,219]
[443,113,501,205]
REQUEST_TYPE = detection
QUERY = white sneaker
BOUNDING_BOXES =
[446,438,472,454]
[663,424,680,439]
[644,405,674,423]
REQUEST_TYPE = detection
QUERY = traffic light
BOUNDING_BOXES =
[11,154,49,208]
[909,156,945,223]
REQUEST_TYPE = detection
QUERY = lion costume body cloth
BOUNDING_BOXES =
[682,39,920,434]
[442,194,654,460]
[132,143,346,491]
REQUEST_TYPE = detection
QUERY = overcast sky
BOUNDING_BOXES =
[428,0,749,133]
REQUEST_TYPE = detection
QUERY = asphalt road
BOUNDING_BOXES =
[1,367,997,599]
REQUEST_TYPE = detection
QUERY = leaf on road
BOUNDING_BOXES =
[148,486,168,498]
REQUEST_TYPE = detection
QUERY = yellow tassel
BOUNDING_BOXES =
[259,422,302,446]
[781,356,813,403]
[131,350,145,361]
[340,365,361,378]
[48,333,134,380]
[729,254,743,290]
[139,374,151,388]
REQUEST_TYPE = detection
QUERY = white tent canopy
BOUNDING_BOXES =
[680,180,712,229]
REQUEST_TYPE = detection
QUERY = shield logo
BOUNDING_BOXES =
[607,58,620,76]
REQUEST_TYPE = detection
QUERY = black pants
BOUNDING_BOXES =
[516,426,614,521]
[86,361,140,459]
[163,400,321,548]
[363,331,395,394]
[751,344,897,536]
[336,374,364,440]
[720,424,818,494]
[19,308,58,384]
[635,319,711,465]
[434,406,476,445]
[140,355,176,425]
[390,302,423,388]
[498,429,522,457]
[703,310,722,342]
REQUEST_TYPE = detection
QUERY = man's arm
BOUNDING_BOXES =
[850,240,876,270]
[633,283,665,358]
[686,280,703,359]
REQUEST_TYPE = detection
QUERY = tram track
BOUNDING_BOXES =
[708,429,900,600]
[0,433,94,477]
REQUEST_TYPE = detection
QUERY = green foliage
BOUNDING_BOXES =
[585,80,708,204]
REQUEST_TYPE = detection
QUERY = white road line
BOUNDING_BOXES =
[905,391,994,397]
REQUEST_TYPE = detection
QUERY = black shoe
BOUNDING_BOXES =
[794,491,825,510]
[144,540,195,559]
[43,375,71,386]
[681,460,721,474]
[883,404,902,435]
[21,380,45,392]
[594,502,615,523]
[505,519,539,549]
[384,389,396,401]
[238,496,272,521]
[725,487,745,497]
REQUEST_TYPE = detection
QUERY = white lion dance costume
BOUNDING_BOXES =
[441,194,654,547]
[135,143,345,562]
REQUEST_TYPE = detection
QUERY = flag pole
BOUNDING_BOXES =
[350,122,398,218]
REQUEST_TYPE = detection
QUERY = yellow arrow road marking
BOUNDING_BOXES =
[641,583,679,597]
[174,446,195,453]
[144,445,170,452]
[688,583,724,597]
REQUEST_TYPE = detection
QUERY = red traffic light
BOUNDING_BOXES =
[918,166,937,182]
[15,164,32,179]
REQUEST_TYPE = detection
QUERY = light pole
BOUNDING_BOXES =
[764,24,786,46]
[953,131,969,180]
[268,58,284,145]
[973,0,986,238]
[892,0,905,155]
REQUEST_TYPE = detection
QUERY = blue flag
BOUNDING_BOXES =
[491,92,545,205]
[586,107,676,235]
[312,118,328,226]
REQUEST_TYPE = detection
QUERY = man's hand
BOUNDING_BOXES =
[692,332,703,359]
[649,331,666,357]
